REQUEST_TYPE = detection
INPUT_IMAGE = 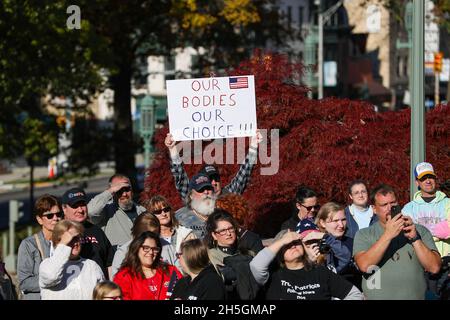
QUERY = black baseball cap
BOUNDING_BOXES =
[188,173,213,192]
[200,165,221,182]
[62,188,87,206]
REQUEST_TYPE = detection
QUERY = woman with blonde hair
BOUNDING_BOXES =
[309,202,353,274]
[39,220,104,300]
[93,280,123,300]
[171,239,226,300]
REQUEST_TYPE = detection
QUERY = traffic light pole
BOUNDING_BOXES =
[435,73,439,106]
[410,0,425,199]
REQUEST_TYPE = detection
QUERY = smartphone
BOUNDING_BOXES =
[390,205,402,218]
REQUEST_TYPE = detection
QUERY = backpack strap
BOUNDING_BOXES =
[33,233,45,260]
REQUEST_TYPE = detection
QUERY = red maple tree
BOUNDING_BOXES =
[142,51,450,238]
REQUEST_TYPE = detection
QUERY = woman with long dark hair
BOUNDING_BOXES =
[113,231,182,300]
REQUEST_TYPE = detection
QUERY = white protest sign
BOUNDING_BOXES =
[166,75,257,141]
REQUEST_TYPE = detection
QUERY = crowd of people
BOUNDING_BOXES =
[6,131,449,300]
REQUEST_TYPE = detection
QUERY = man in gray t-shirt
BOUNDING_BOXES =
[353,184,441,300]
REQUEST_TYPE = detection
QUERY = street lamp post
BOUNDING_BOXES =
[140,95,156,169]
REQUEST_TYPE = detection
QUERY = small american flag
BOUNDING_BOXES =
[229,76,248,89]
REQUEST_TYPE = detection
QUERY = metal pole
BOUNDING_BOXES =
[434,73,439,106]
[318,12,324,100]
[144,138,150,169]
[410,0,425,199]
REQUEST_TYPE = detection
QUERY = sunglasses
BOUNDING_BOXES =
[69,202,86,209]
[42,211,64,219]
[418,174,436,182]
[152,206,171,215]
[299,204,320,212]
[175,252,183,259]
[117,186,131,194]
[286,240,303,249]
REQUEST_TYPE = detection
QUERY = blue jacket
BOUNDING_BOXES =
[344,206,378,239]
[323,234,352,273]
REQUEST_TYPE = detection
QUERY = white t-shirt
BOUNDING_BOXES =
[350,204,373,230]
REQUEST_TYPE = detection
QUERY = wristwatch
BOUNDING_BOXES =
[409,233,421,244]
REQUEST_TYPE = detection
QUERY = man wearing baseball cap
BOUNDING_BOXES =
[402,162,450,298]
[174,173,216,239]
[402,162,450,257]
[164,130,262,202]
[61,187,113,279]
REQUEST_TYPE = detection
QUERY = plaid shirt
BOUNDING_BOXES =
[170,147,258,201]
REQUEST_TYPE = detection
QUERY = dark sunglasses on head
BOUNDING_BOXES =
[300,204,321,212]
[152,206,171,215]
[42,211,64,220]
[69,202,86,209]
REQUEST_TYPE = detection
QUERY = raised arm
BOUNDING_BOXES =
[165,133,190,201]
[249,231,300,285]
[224,130,262,194]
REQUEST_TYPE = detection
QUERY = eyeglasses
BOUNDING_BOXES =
[41,211,64,219]
[103,296,123,300]
[299,204,320,212]
[117,186,131,194]
[141,245,160,254]
[69,202,86,209]
[196,186,214,193]
[418,174,436,182]
[214,226,236,236]
[351,190,367,196]
[152,207,171,215]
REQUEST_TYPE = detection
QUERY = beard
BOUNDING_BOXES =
[191,194,216,216]
[118,198,134,211]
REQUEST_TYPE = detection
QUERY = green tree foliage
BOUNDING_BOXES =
[0,0,103,159]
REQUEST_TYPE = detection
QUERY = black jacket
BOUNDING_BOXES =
[171,265,226,300]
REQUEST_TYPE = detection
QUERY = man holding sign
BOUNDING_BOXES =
[165,130,261,201]
[165,75,262,202]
